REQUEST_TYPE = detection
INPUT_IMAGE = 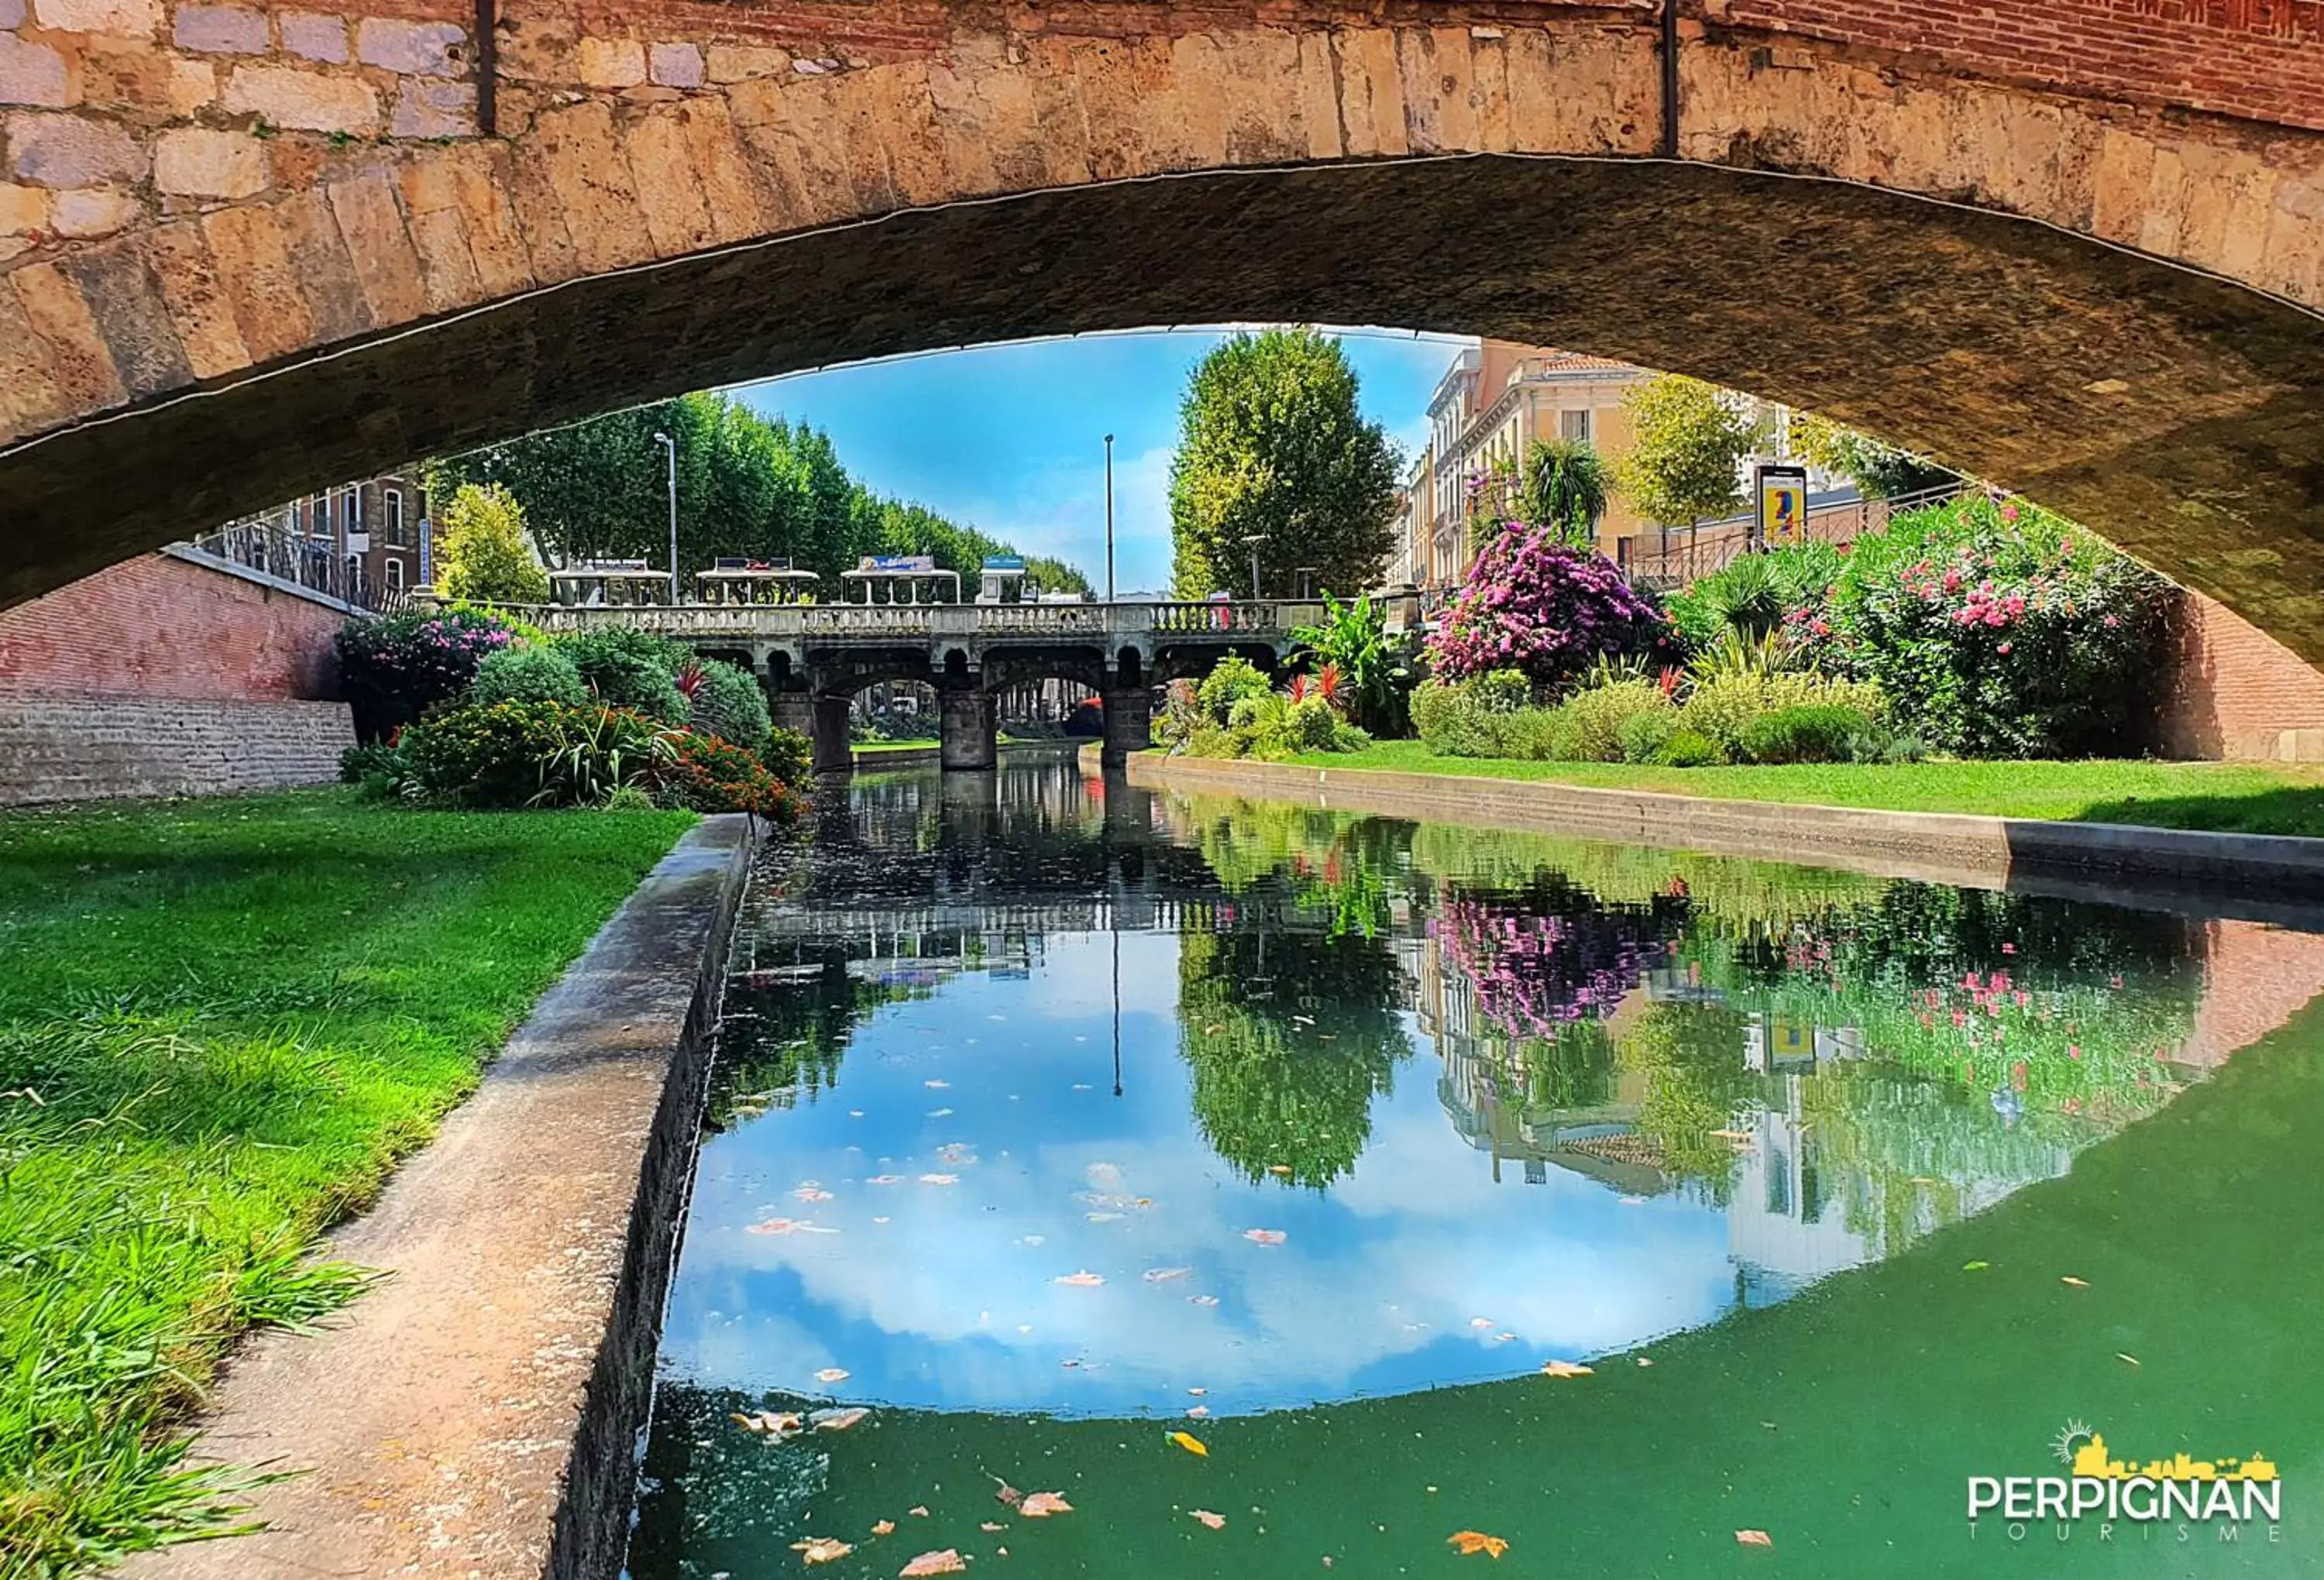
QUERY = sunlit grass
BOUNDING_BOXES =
[1281,743,2324,836]
[0,789,692,1572]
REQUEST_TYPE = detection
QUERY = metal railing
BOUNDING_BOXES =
[180,521,401,611]
[1616,482,1967,589]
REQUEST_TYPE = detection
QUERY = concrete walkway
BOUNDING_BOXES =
[124,815,755,1580]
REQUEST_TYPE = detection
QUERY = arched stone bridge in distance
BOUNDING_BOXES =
[523,596,1329,771]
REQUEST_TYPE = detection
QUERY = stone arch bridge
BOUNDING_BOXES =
[528,595,1322,771]
[2,2,2322,654]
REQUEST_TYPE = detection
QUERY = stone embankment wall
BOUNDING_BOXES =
[0,548,352,803]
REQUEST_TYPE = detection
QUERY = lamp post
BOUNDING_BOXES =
[652,431,678,604]
[1103,433,1116,603]
[1239,533,1267,602]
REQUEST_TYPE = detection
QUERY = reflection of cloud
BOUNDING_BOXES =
[659,950,1733,1417]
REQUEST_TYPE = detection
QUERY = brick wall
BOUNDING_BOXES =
[0,692,352,805]
[0,548,353,804]
[1712,0,2324,132]
[2160,587,2324,761]
[0,548,342,701]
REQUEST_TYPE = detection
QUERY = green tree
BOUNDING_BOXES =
[1791,413,1960,500]
[1518,436,1611,548]
[1618,375,1756,531]
[435,483,548,603]
[1168,328,1401,599]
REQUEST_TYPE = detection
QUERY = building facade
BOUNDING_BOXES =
[221,473,436,604]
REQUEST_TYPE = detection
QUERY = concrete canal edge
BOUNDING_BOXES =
[1111,750,2324,910]
[122,814,756,1580]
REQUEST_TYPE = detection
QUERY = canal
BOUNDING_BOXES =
[627,757,2324,1576]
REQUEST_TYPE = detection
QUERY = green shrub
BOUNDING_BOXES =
[1654,728,1725,767]
[558,627,689,724]
[1542,678,1672,763]
[1741,704,1875,764]
[758,726,811,785]
[1678,671,1885,760]
[601,783,659,812]
[394,699,593,807]
[1197,656,1274,723]
[1666,543,1841,651]
[1411,669,1535,757]
[1618,708,1679,764]
[471,643,587,707]
[682,658,773,747]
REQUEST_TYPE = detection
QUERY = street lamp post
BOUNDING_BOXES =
[1103,434,1116,603]
[1239,533,1267,602]
[652,431,678,604]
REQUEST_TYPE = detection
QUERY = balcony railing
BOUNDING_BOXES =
[180,521,403,611]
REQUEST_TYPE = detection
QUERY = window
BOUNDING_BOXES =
[383,487,405,548]
[342,486,364,538]
[385,557,405,591]
[309,493,331,539]
[1559,407,1592,443]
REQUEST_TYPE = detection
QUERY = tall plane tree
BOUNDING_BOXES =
[1168,328,1401,600]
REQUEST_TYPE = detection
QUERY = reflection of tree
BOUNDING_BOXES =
[706,955,919,1126]
[1169,792,1404,938]
[1177,929,1412,1187]
[1618,1004,1761,1202]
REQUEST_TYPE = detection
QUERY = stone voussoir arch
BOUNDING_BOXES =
[2,1,2322,649]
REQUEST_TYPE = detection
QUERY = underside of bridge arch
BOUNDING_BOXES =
[5,156,2322,655]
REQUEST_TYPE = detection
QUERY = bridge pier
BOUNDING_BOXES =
[809,696,854,775]
[939,687,999,771]
[1100,686,1153,768]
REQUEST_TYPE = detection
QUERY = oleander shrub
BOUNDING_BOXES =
[336,607,521,741]
[557,627,691,724]
[1739,704,1875,765]
[470,643,587,707]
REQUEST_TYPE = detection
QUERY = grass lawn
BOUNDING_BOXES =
[1282,740,2324,836]
[0,789,694,1573]
[852,738,939,753]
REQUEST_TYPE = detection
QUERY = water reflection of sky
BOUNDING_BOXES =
[661,930,1738,1418]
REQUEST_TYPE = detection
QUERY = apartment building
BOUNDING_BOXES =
[221,472,435,603]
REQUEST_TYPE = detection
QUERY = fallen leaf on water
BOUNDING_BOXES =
[1188,1294,1219,1307]
[2061,1275,2091,1288]
[981,1521,1006,1533]
[2117,1352,2141,1367]
[1188,1386,1207,1396]
[1019,1492,1073,1517]
[794,1186,834,1203]
[1267,1164,1291,1176]
[732,1410,805,1440]
[1636,1357,1655,1368]
[871,1518,896,1535]
[1143,1267,1192,1283]
[925,1079,951,1089]
[792,1535,853,1564]
[909,1506,930,1517]
[1054,1270,1106,1287]
[1540,1360,1594,1379]
[1448,1530,1508,1558]
[994,1479,1023,1507]
[1168,1431,1209,1457]
[814,1368,851,1385]
[747,1218,809,1235]
[1737,1529,1774,1547]
[813,1407,869,1432]
[1243,1228,1287,1245]
[1191,1510,1226,1530]
[1087,1211,1124,1223]
[927,1108,954,1118]
[1204,1024,1225,1035]
[920,1173,958,1186]
[936,1143,977,1165]
[1188,1406,1209,1418]
[1962,1260,1989,1272]
[1910,1176,1937,1186]
[1469,1317,1494,1330]
[1494,1332,1516,1344]
[867,1175,902,1186]
[899,1551,967,1577]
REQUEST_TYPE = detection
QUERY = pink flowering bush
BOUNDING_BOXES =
[1428,527,1673,691]
[336,607,521,741]
[1813,495,2168,757]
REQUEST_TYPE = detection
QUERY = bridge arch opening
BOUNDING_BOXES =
[2,8,2319,652]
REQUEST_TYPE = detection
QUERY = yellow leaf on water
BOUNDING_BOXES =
[899,1550,968,1577]
[1191,1509,1226,1530]
[1737,1529,1774,1547]
[813,1407,869,1432]
[909,1506,930,1517]
[872,1519,896,1535]
[1267,1165,1292,1176]
[1188,1405,1209,1418]
[1019,1492,1073,1517]
[1243,1228,1287,1245]
[1168,1431,1209,1457]
[2061,1276,2090,1288]
[2117,1352,2141,1367]
[1540,1360,1594,1379]
[981,1522,1006,1532]
[919,1173,958,1187]
[792,1536,853,1565]
[1054,1270,1106,1287]
[1448,1530,1509,1558]
[1962,1260,1989,1272]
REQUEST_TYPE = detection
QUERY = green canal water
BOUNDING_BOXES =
[626,759,2324,1578]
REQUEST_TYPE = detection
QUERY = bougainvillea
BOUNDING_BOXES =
[1428,527,1673,690]
[1433,887,1676,1039]
[336,607,520,740]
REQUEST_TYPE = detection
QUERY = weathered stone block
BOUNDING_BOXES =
[30,0,156,36]
[577,37,645,89]
[706,43,789,83]
[50,184,137,236]
[357,18,462,77]
[391,77,474,138]
[174,5,267,55]
[0,34,70,108]
[280,12,349,64]
[222,64,378,132]
[0,180,47,233]
[154,126,267,198]
[166,57,216,114]
[6,112,146,187]
[0,0,24,28]
[650,42,703,89]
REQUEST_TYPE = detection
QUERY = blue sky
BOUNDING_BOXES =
[729,328,1469,593]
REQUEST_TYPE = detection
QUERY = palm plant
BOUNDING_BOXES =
[1518,437,1611,550]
